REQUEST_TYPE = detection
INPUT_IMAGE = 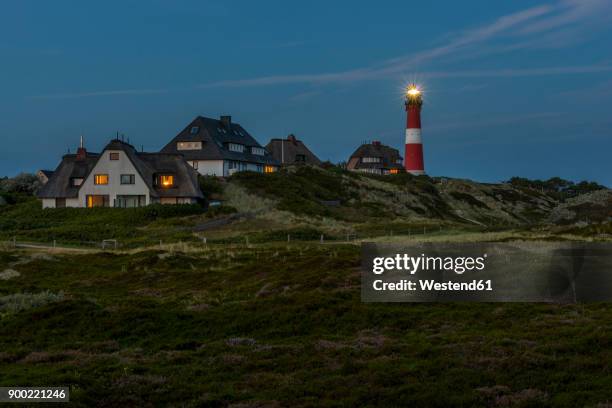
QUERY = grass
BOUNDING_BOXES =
[0,198,229,248]
[1,242,612,406]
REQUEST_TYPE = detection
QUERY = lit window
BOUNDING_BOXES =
[264,165,276,173]
[94,174,109,185]
[190,126,200,134]
[177,141,202,151]
[159,175,174,187]
[389,168,399,174]
[110,152,120,161]
[121,174,135,185]
[87,195,109,208]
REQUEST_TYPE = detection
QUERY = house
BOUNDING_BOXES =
[347,141,404,175]
[37,170,54,185]
[266,134,322,166]
[161,115,279,177]
[37,139,203,208]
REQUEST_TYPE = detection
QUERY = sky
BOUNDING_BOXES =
[1,0,611,185]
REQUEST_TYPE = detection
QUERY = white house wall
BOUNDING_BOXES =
[42,199,56,209]
[78,150,151,206]
[42,197,82,209]
[195,160,224,177]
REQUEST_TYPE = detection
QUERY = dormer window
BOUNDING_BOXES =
[177,141,202,151]
[157,175,174,188]
[190,126,200,134]
[109,152,120,161]
[362,157,381,163]
[251,147,265,156]
[228,143,244,153]
[71,178,84,187]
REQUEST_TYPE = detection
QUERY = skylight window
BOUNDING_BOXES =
[190,126,199,134]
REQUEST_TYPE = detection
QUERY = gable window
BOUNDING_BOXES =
[228,143,244,153]
[190,126,200,134]
[177,141,202,151]
[70,178,84,187]
[251,147,265,156]
[158,175,174,188]
[362,157,381,163]
[94,174,109,185]
[110,152,120,161]
[121,174,135,185]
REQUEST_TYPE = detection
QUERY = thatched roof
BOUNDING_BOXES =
[266,134,322,165]
[38,139,203,199]
[347,142,404,171]
[161,115,278,165]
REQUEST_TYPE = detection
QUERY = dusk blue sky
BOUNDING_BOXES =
[2,1,611,185]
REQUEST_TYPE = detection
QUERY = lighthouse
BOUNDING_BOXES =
[404,84,425,175]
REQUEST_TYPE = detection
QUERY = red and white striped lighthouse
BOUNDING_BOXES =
[404,84,425,175]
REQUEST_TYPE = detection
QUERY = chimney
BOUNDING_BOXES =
[372,140,381,146]
[287,134,297,143]
[76,135,87,161]
[220,115,232,128]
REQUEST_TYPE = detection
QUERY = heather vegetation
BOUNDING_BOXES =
[0,169,610,406]
[1,244,612,406]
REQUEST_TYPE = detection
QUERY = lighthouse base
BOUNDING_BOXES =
[406,170,426,176]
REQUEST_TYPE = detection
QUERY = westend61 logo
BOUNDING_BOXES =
[361,242,612,303]
[372,253,487,275]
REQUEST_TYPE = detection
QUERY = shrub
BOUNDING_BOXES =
[0,291,64,316]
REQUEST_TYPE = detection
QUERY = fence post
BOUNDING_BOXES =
[320,234,324,244]
[287,234,290,243]
[202,237,207,244]
[246,236,249,246]
[13,236,16,248]
[53,240,56,248]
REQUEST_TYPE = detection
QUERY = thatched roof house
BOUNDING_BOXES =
[347,141,404,175]
[266,134,322,166]
[37,139,202,208]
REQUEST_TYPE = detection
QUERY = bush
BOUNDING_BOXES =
[0,291,64,316]
[0,173,41,195]
[198,175,224,197]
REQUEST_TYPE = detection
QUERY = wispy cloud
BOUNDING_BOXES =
[200,1,612,88]
[28,88,170,100]
[424,65,612,79]
[428,112,564,133]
